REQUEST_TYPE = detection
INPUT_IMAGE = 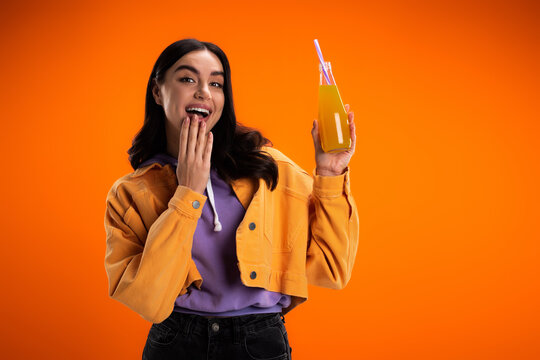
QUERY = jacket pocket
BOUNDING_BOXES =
[264,187,309,253]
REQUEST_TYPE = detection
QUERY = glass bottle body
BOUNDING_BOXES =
[317,61,351,153]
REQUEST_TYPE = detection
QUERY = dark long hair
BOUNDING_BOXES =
[127,39,278,190]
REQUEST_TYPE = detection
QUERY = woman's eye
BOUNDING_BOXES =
[179,77,195,83]
[211,82,223,88]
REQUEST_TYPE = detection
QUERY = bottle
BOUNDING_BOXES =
[318,61,351,153]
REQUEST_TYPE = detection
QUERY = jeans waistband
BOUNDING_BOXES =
[169,311,284,341]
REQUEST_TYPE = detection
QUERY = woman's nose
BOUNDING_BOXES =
[195,84,211,100]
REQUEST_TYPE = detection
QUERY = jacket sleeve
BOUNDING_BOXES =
[104,184,206,323]
[306,168,359,289]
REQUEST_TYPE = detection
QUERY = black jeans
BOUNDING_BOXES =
[142,311,292,360]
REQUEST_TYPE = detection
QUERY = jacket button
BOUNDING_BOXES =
[249,222,256,230]
[192,200,200,209]
[212,323,219,332]
[250,271,257,279]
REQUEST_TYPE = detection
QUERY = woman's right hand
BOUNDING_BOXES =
[176,116,213,195]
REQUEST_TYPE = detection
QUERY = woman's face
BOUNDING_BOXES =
[152,49,225,157]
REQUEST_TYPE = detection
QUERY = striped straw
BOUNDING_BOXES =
[314,39,331,84]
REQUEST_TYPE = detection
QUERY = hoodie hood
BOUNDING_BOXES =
[138,153,222,232]
[138,153,178,169]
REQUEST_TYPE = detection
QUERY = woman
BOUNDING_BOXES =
[104,39,359,360]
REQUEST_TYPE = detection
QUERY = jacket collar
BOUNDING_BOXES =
[132,153,178,178]
[130,152,259,210]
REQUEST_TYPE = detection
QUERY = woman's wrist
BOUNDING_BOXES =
[315,167,346,177]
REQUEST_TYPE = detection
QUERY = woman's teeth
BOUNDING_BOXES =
[186,107,210,118]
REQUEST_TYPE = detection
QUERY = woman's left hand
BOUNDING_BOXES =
[311,104,357,176]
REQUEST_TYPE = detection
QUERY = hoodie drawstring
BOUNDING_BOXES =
[206,175,222,232]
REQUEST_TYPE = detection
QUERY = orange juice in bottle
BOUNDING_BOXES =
[318,61,351,153]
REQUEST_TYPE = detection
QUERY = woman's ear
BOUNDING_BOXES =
[152,79,162,106]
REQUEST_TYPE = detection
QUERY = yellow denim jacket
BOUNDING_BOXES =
[104,146,359,323]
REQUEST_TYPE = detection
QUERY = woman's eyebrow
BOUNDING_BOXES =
[174,65,224,77]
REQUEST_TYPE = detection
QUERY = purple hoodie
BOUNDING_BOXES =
[139,153,291,316]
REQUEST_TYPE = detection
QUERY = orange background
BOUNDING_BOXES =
[1,0,539,359]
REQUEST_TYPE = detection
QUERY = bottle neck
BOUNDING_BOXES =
[319,61,336,86]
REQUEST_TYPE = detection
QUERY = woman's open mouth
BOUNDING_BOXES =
[186,106,211,119]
